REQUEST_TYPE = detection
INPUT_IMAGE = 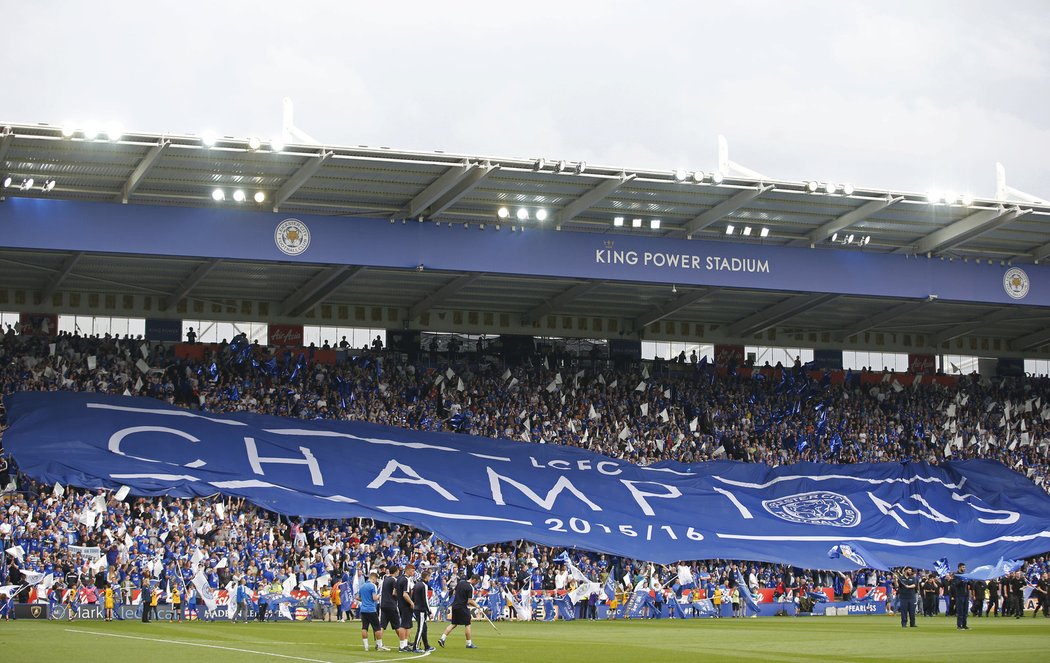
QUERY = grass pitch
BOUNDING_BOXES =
[1,614,1047,663]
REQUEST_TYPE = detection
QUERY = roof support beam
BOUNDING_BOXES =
[803,195,903,245]
[904,206,1025,255]
[408,273,483,319]
[522,281,603,325]
[281,265,365,317]
[836,299,933,341]
[427,163,498,217]
[931,307,1016,346]
[393,161,475,220]
[40,252,84,301]
[1028,240,1050,264]
[1012,327,1050,352]
[163,258,222,312]
[0,128,13,165]
[636,288,715,329]
[554,174,635,225]
[727,293,839,338]
[120,140,170,203]
[272,151,333,212]
[668,184,774,239]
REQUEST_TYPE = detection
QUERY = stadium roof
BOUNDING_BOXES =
[2,121,1049,357]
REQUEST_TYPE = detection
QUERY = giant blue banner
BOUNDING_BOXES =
[5,392,1050,569]
[0,198,1047,306]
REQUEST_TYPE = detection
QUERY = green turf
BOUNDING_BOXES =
[1,615,1047,663]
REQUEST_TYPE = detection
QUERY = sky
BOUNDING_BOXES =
[5,0,1050,198]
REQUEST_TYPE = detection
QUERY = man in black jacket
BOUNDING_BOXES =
[952,564,972,630]
[896,567,918,628]
[412,569,435,652]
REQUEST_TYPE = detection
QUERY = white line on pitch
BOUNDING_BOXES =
[64,629,433,663]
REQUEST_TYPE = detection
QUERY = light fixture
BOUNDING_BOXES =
[247,136,262,151]
[863,235,871,245]
[692,171,705,183]
[211,188,225,201]
[254,191,266,203]
[43,179,56,192]
[575,161,587,175]
[201,131,218,147]
[842,183,854,195]
[632,218,642,228]
[846,234,855,244]
[534,158,546,171]
[556,160,569,173]
[535,209,548,222]
[710,171,724,184]
[2,176,11,188]
[760,227,769,238]
[673,169,687,182]
[961,193,974,206]
[497,207,510,219]
[832,232,839,242]
[22,178,34,190]
[61,123,75,138]
[650,219,661,229]
[926,190,941,204]
[672,284,678,294]
[725,224,735,235]
[825,182,837,194]
[516,208,529,221]
[271,136,285,152]
[105,123,123,142]
[806,181,819,193]
[613,216,624,227]
[743,226,752,236]
[232,189,246,202]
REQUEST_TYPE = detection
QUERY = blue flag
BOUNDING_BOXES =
[933,558,950,577]
[827,542,891,571]
[959,557,1023,581]
[734,570,761,615]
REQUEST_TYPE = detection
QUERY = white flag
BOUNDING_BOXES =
[640,403,649,416]
[509,378,519,387]
[689,417,698,432]
[114,486,130,501]
[5,545,25,562]
[712,445,726,457]
[53,482,65,498]
[191,570,219,611]
[546,379,559,393]
[891,381,903,393]
[457,378,465,392]
[609,379,618,388]
[618,425,630,440]
[140,343,150,359]
[635,381,647,392]
[642,366,650,379]
[135,359,151,374]
[944,442,953,457]
[502,369,512,381]
[589,404,599,420]
[658,408,669,422]
[87,355,97,370]
[49,343,56,356]
[663,389,671,398]
[555,373,563,384]
[446,367,455,379]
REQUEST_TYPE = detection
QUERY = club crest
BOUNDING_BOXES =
[763,491,861,527]
[274,218,310,256]
[1003,267,1029,300]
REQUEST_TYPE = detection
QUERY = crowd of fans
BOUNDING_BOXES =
[1,327,1049,619]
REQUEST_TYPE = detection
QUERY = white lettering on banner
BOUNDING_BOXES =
[528,456,622,475]
[705,257,770,273]
[594,249,639,265]
[713,486,754,519]
[620,480,682,516]
[487,467,602,511]
[108,426,205,467]
[867,492,957,529]
[88,403,245,427]
[367,459,457,501]
[243,436,324,486]
[951,493,1019,525]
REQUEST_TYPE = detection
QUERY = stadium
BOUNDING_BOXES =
[3,5,1050,662]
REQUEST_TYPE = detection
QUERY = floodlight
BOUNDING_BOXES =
[692,171,705,183]
[2,176,11,188]
[61,123,75,138]
[673,169,687,182]
[248,136,262,150]
[613,216,624,227]
[650,219,661,229]
[202,132,218,147]
[842,183,854,195]
[534,158,546,171]
[710,171,724,184]
[760,227,769,238]
[575,161,587,175]
[536,209,548,222]
[497,207,510,219]
[43,179,56,192]
[806,181,819,193]
[556,160,569,173]
[961,193,974,206]
[232,189,246,202]
[516,208,529,221]
[212,188,225,201]
[743,226,752,236]
[632,218,642,228]
[22,178,34,190]
[254,191,266,203]
[725,224,735,235]
[832,233,839,242]
[863,235,871,245]
[82,125,100,140]
[926,190,941,204]
[846,234,855,244]
[271,136,285,153]
[105,123,123,142]
[825,182,837,194]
